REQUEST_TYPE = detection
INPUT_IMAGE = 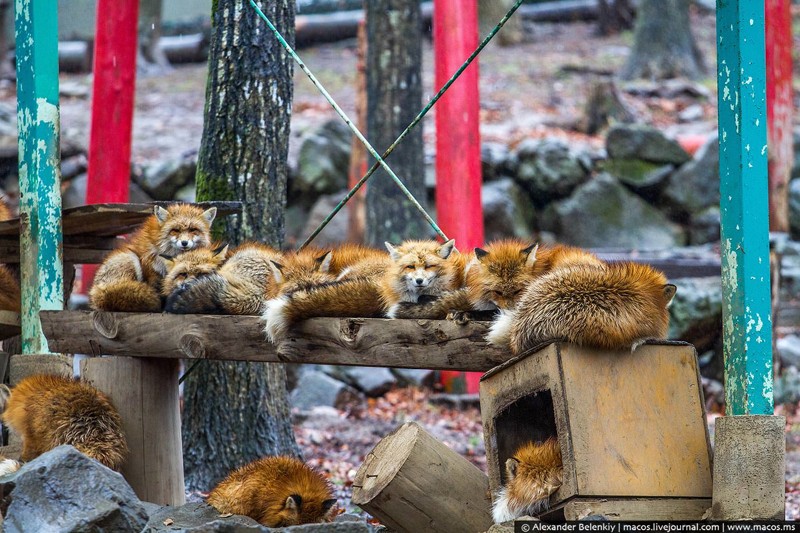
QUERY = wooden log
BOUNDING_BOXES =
[81,356,184,507]
[540,497,712,521]
[352,422,493,532]
[40,311,511,372]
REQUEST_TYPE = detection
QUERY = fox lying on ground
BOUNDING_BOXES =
[160,244,229,297]
[207,455,337,528]
[492,438,563,523]
[0,196,19,312]
[90,204,216,312]
[0,374,128,470]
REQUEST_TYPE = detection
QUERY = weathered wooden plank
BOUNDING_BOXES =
[0,311,20,341]
[0,236,120,264]
[0,201,241,238]
[540,497,712,521]
[39,311,510,371]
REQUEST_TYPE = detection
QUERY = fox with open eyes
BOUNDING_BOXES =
[89,204,216,312]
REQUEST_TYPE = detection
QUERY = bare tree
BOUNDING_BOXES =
[182,0,299,491]
[621,0,705,80]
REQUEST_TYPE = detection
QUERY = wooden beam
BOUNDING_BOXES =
[39,311,510,371]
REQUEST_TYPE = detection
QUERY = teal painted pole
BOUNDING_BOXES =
[717,0,773,415]
[15,0,63,354]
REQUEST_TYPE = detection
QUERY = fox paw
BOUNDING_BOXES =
[446,311,471,325]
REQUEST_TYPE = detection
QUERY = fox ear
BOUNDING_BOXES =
[663,284,677,306]
[0,384,11,412]
[154,206,169,224]
[474,248,489,261]
[316,251,333,273]
[385,242,401,261]
[505,457,519,480]
[522,244,539,267]
[438,239,456,259]
[321,498,337,515]
[213,244,229,257]
[285,494,301,512]
[270,260,285,283]
[202,207,217,225]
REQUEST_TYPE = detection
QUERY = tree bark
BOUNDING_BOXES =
[620,0,705,81]
[596,0,634,36]
[183,0,299,492]
[365,0,428,246]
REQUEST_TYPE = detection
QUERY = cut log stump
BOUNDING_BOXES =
[352,421,493,533]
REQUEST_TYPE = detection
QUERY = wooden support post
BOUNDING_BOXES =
[717,0,774,416]
[765,0,793,232]
[352,421,493,532]
[81,357,185,506]
[14,0,63,354]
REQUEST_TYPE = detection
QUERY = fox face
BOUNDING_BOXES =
[161,244,229,296]
[385,239,457,301]
[272,494,337,527]
[470,243,538,310]
[271,249,335,296]
[154,205,216,255]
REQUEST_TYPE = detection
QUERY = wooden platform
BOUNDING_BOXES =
[0,311,20,341]
[0,201,241,264]
[40,311,510,371]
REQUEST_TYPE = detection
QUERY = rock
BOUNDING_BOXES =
[601,159,673,201]
[3,445,149,533]
[515,139,591,205]
[789,179,800,240]
[793,128,800,180]
[678,104,705,123]
[481,142,515,181]
[391,368,435,388]
[540,173,686,249]
[301,191,349,248]
[702,377,725,409]
[175,183,197,203]
[283,520,371,532]
[668,277,722,362]
[661,135,720,219]
[295,120,351,203]
[606,124,691,165]
[428,393,480,410]
[290,370,364,411]
[339,366,397,397]
[689,206,720,245]
[137,151,198,200]
[775,366,800,405]
[482,178,537,241]
[62,174,153,209]
[778,335,800,369]
[144,502,266,532]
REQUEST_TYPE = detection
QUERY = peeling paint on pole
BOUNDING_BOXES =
[15,0,63,354]
[717,0,773,415]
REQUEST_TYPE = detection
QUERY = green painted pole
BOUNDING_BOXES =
[717,0,773,415]
[15,0,63,354]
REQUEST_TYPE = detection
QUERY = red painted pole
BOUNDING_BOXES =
[82,0,139,291]
[434,0,483,394]
[765,0,793,232]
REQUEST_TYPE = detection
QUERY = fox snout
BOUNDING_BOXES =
[406,269,434,290]
[172,234,198,251]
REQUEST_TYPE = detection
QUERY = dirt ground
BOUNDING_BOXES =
[3,5,799,520]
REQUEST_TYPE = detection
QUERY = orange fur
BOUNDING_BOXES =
[207,456,336,528]
[161,243,229,297]
[0,374,128,470]
[0,197,19,311]
[493,439,563,522]
[505,261,676,353]
[90,204,216,311]
[326,243,388,279]
[467,239,540,311]
[0,196,12,221]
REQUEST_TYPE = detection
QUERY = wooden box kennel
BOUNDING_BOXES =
[480,341,713,520]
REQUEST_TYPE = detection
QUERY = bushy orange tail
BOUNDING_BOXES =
[262,279,385,342]
[0,265,20,312]
[89,280,162,312]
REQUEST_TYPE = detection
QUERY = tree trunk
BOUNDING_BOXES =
[183,0,299,492]
[596,0,634,36]
[365,0,428,246]
[138,0,171,69]
[620,0,705,80]
[478,0,524,46]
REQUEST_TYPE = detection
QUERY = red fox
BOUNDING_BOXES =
[160,244,229,297]
[166,242,283,315]
[0,374,128,470]
[492,438,563,523]
[207,456,337,528]
[488,261,677,353]
[90,204,216,312]
[0,197,19,312]
[262,239,462,342]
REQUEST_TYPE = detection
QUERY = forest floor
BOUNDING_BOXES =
[2,4,798,521]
